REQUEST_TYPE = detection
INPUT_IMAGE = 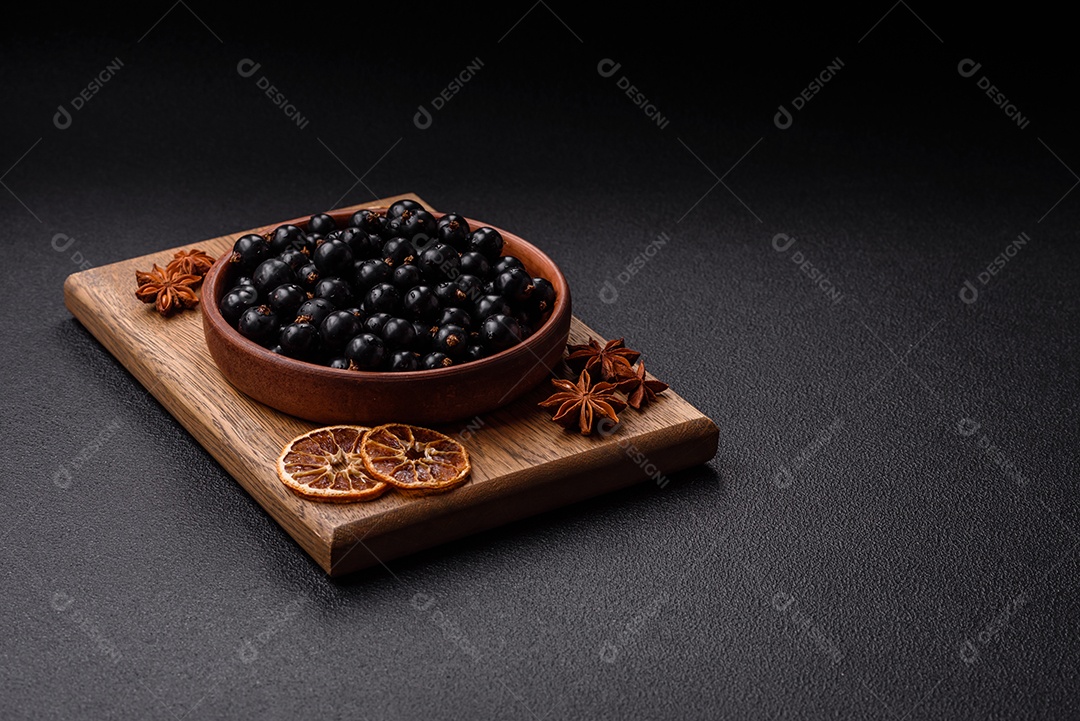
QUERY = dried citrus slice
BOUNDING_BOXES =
[277,425,389,503]
[360,423,471,497]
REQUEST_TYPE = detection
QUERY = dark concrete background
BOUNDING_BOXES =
[3,4,1078,719]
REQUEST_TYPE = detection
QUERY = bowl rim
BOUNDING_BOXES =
[201,207,571,384]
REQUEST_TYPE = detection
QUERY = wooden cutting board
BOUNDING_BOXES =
[63,193,719,576]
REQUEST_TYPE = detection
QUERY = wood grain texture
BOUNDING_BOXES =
[63,193,720,576]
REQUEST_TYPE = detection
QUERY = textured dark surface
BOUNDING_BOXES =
[3,5,1079,720]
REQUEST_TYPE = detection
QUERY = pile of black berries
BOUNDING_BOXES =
[219,200,557,372]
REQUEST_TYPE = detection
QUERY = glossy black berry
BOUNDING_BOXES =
[381,237,415,268]
[349,208,386,236]
[267,283,307,319]
[307,213,337,236]
[455,274,485,305]
[364,283,400,315]
[296,262,320,291]
[434,281,468,307]
[387,199,424,220]
[433,324,468,359]
[397,209,437,242]
[418,243,460,282]
[473,294,512,321]
[314,277,354,308]
[469,227,504,260]
[355,259,393,292]
[237,305,279,343]
[235,275,254,287]
[392,263,423,292]
[493,255,525,275]
[277,247,309,272]
[411,321,435,353]
[463,343,487,362]
[268,224,306,255]
[381,317,416,349]
[341,227,378,259]
[327,357,350,370]
[529,277,557,317]
[386,350,420,372]
[252,258,295,295]
[436,213,471,253]
[345,333,386,371]
[363,313,391,336]
[295,297,335,327]
[403,285,440,321]
[230,234,270,273]
[481,314,521,352]
[494,268,535,302]
[313,239,354,278]
[220,285,260,326]
[422,352,454,369]
[437,307,472,329]
[278,321,320,358]
[459,251,491,279]
[320,310,362,350]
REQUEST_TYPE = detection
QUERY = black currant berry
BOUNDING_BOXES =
[436,213,471,253]
[307,213,337,236]
[403,285,440,321]
[237,305,279,343]
[295,297,335,327]
[268,224,306,255]
[278,321,320,358]
[230,234,270,273]
[313,277,354,308]
[437,307,472,329]
[433,324,468,359]
[387,199,424,220]
[350,208,386,236]
[355,259,393,292]
[392,263,423,291]
[327,357,350,370]
[341,227,378,259]
[235,275,254,287]
[277,247,309,272]
[481,314,522,352]
[252,258,295,295]
[455,274,485,305]
[296,262,320,291]
[411,321,435,353]
[313,239,354,278]
[386,350,420,372]
[363,312,391,336]
[473,294,513,321]
[381,317,416,349]
[418,243,460,282]
[267,283,307,319]
[469,227,504,260]
[220,285,260,326]
[431,281,465,307]
[463,344,487,362]
[459,251,491,279]
[320,310,363,350]
[422,352,454,369]
[381,237,415,268]
[494,268,535,302]
[493,255,525,275]
[345,333,386,371]
[364,283,401,315]
[398,209,437,242]
[529,277,557,317]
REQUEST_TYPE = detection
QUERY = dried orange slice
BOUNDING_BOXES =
[360,423,471,497]
[277,426,389,503]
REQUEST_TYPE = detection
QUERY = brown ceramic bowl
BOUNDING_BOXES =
[202,208,572,425]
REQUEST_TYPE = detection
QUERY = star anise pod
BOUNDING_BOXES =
[565,337,642,381]
[135,264,201,316]
[166,248,215,277]
[613,361,669,410]
[538,369,627,435]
